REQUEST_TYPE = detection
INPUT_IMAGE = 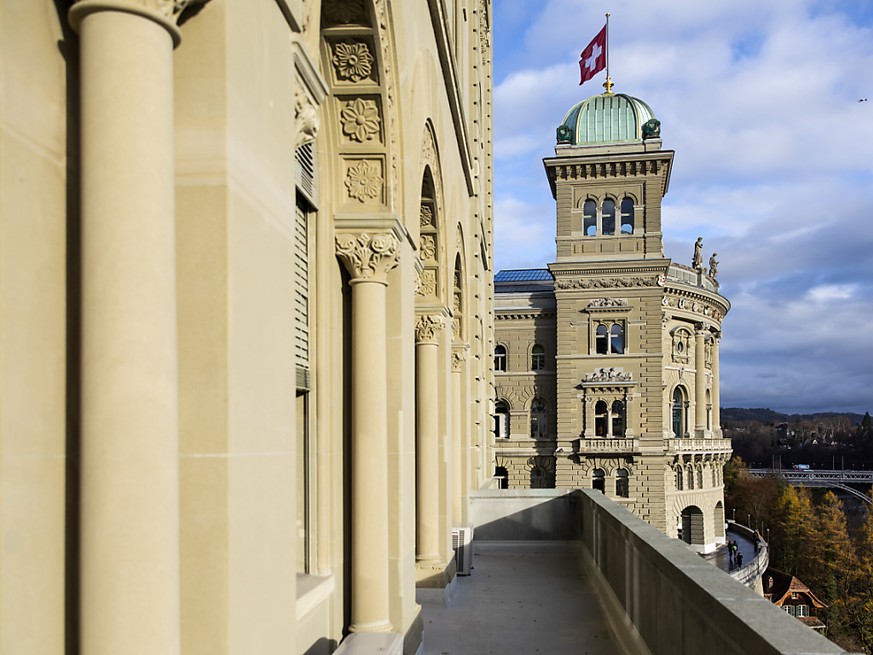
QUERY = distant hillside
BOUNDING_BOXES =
[722,407,866,425]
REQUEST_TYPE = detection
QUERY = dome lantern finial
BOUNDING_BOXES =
[603,76,614,95]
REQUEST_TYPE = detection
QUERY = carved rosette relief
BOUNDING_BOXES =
[344,160,382,203]
[332,41,375,83]
[420,234,436,261]
[335,232,399,283]
[340,98,381,143]
[415,315,445,344]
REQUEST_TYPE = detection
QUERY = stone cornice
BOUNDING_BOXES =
[543,151,674,198]
[495,311,555,321]
[335,232,400,283]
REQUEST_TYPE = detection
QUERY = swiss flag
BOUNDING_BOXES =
[579,25,607,86]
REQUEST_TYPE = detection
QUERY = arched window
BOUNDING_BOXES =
[602,199,616,235]
[706,389,713,430]
[531,344,545,371]
[686,464,695,489]
[675,465,684,491]
[610,323,624,354]
[530,465,548,489]
[594,401,608,437]
[620,197,634,234]
[616,468,629,497]
[697,465,704,489]
[592,468,605,493]
[494,345,507,371]
[611,400,625,437]
[595,324,609,354]
[583,199,597,236]
[530,398,547,439]
[672,386,687,438]
[494,400,509,439]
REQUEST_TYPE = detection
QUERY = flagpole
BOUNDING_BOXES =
[603,12,614,94]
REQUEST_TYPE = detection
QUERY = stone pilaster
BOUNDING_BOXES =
[451,345,468,523]
[695,328,707,433]
[712,333,721,430]
[414,314,445,565]
[67,2,196,651]
[335,231,400,633]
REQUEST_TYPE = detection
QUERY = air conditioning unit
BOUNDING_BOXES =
[452,525,474,575]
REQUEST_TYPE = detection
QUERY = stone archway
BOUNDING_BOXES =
[680,505,705,547]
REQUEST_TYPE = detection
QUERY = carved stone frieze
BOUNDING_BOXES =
[335,232,399,282]
[415,314,444,344]
[582,367,633,383]
[332,41,375,83]
[587,298,628,308]
[340,98,381,143]
[344,160,382,203]
[556,276,659,290]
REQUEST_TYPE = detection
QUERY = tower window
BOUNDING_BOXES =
[672,386,688,437]
[494,345,507,371]
[584,199,597,236]
[594,400,608,436]
[620,197,634,234]
[616,468,629,497]
[531,344,545,370]
[611,400,625,437]
[595,322,625,355]
[602,199,616,235]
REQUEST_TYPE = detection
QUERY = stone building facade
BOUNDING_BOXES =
[1,1,494,653]
[494,90,732,552]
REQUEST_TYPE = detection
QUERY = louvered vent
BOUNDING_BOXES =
[294,202,310,384]
[296,141,317,206]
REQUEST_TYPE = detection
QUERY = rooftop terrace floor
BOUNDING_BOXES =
[419,544,622,655]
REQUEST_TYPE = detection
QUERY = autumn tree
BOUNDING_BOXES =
[771,485,816,576]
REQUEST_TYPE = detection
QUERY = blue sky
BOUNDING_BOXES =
[491,0,873,414]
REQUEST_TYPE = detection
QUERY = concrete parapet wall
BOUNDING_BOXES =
[577,489,856,655]
[468,489,856,654]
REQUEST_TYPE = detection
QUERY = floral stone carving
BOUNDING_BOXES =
[340,98,380,143]
[415,314,444,343]
[332,41,374,83]
[417,269,437,297]
[420,234,436,261]
[344,160,382,203]
[420,203,435,228]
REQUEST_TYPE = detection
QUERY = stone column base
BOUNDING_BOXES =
[414,558,458,606]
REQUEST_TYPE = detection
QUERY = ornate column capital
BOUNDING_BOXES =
[414,314,445,344]
[69,0,210,46]
[335,232,400,284]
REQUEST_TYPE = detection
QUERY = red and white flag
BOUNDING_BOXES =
[579,25,607,86]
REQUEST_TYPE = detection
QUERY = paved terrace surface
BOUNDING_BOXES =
[701,526,758,574]
[420,545,621,655]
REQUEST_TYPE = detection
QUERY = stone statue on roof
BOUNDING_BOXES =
[692,237,703,270]
[709,253,719,279]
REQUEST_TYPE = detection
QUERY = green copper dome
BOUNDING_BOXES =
[557,93,659,146]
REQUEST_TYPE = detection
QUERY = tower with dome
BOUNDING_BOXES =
[493,85,732,551]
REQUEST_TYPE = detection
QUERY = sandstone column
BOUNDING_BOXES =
[415,314,445,565]
[694,328,707,434]
[451,346,467,523]
[712,333,721,430]
[68,2,187,652]
[335,232,400,633]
